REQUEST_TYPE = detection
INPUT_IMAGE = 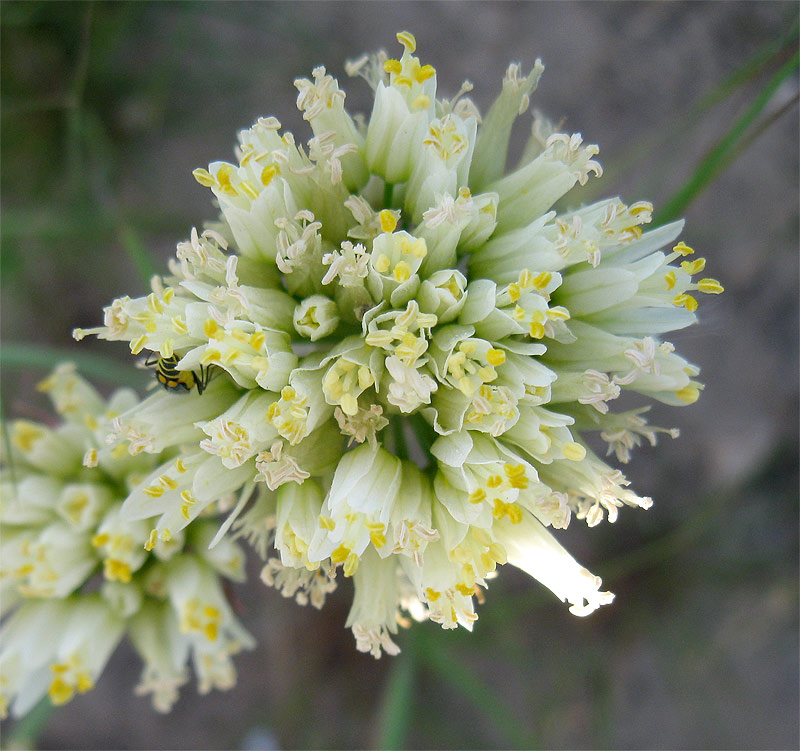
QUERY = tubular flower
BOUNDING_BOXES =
[75,32,723,659]
[0,365,253,717]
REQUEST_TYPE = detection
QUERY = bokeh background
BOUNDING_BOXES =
[1,2,798,749]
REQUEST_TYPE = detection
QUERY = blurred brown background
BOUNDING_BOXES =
[1,2,798,749]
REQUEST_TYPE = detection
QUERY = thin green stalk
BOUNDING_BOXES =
[655,48,800,225]
[1,341,144,387]
[413,631,536,748]
[592,19,799,194]
[375,647,416,750]
[119,222,158,288]
[4,698,54,749]
[383,181,394,209]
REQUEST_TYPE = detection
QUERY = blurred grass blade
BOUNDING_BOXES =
[1,341,144,387]
[414,633,535,748]
[376,648,416,750]
[120,222,158,287]
[655,48,799,225]
[594,19,799,194]
[4,698,53,749]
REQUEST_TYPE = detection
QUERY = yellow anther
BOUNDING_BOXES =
[676,384,700,404]
[144,529,158,551]
[162,287,175,304]
[396,31,417,53]
[393,261,412,282]
[698,278,724,294]
[239,180,258,200]
[533,272,553,290]
[673,241,694,256]
[664,270,677,290]
[215,163,237,196]
[250,331,265,350]
[261,164,279,186]
[477,365,497,382]
[425,587,441,602]
[192,167,215,187]
[357,366,374,389]
[171,316,188,334]
[374,254,391,273]
[104,558,132,583]
[331,544,350,564]
[393,74,413,89]
[486,475,503,489]
[681,258,706,275]
[91,533,110,548]
[340,393,358,416]
[412,94,431,110]
[547,306,570,320]
[672,293,698,312]
[562,441,587,462]
[159,474,178,490]
[174,458,187,473]
[459,340,477,356]
[319,515,336,531]
[160,529,172,543]
[369,528,386,548]
[143,484,164,498]
[529,321,545,338]
[129,335,148,355]
[486,348,506,366]
[415,64,436,83]
[507,283,521,302]
[281,386,296,401]
[383,59,403,75]
[379,209,397,233]
[469,488,487,504]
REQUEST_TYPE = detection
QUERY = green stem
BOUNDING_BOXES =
[375,645,416,750]
[655,48,800,225]
[383,181,394,209]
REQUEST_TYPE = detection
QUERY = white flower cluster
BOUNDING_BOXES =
[73,33,722,660]
[0,365,252,716]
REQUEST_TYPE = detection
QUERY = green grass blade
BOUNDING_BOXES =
[590,19,799,196]
[376,648,416,750]
[119,222,158,287]
[655,48,799,225]
[1,341,144,387]
[414,632,535,748]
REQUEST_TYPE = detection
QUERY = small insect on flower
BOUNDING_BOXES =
[145,354,214,395]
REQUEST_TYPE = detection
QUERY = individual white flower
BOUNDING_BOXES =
[76,31,723,658]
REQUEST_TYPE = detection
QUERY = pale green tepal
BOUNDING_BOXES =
[74,32,723,660]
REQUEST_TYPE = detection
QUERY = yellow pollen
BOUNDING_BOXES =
[383,59,402,75]
[672,293,698,312]
[469,488,487,504]
[507,283,521,302]
[174,458,187,473]
[12,422,43,452]
[143,484,164,498]
[319,515,336,531]
[159,474,178,490]
[676,384,700,404]
[425,587,441,602]
[698,278,724,294]
[129,335,148,355]
[379,209,398,233]
[681,258,706,275]
[412,94,431,110]
[331,544,350,564]
[91,533,110,548]
[396,31,417,53]
[529,321,545,339]
[664,271,677,290]
[486,475,502,489]
[104,558,132,583]
[144,529,158,551]
[673,241,694,256]
[261,164,280,186]
[374,254,391,273]
[456,583,474,596]
[192,167,215,187]
[203,318,219,339]
[562,441,587,462]
[415,64,436,82]
[393,261,412,282]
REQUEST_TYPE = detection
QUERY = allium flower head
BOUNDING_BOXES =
[75,32,722,658]
[0,365,252,716]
